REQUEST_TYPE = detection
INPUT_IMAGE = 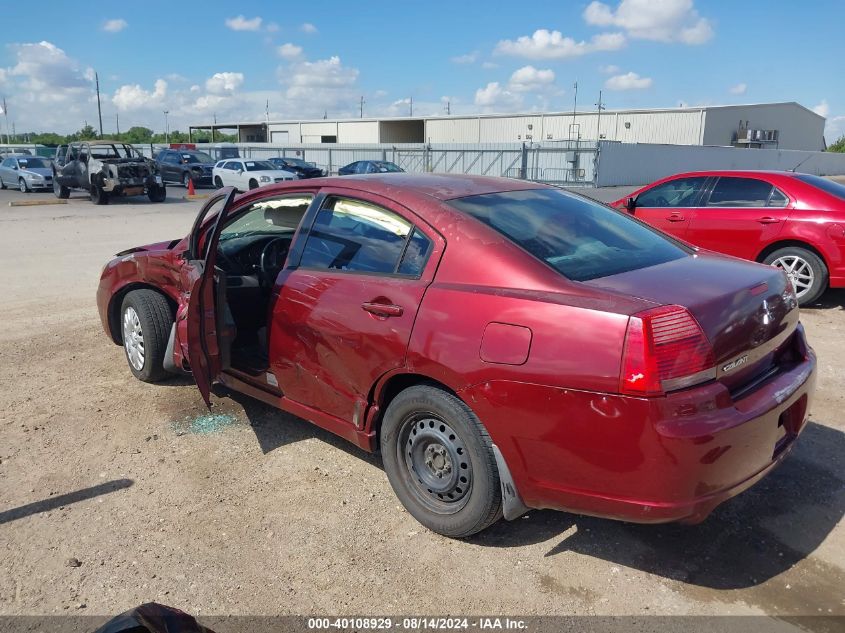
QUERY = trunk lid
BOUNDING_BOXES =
[585,253,799,393]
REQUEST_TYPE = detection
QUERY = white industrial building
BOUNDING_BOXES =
[190,102,826,151]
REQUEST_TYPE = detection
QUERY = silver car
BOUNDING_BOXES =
[0,155,53,192]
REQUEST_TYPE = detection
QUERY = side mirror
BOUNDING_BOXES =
[624,197,636,213]
[237,169,244,175]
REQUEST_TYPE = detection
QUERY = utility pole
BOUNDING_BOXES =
[409,97,413,117]
[212,113,216,143]
[95,72,104,138]
[116,112,120,137]
[359,95,365,118]
[445,100,451,115]
[1,97,9,145]
[163,110,169,144]
[570,81,578,142]
[595,90,605,142]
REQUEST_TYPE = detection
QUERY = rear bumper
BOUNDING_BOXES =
[463,329,816,524]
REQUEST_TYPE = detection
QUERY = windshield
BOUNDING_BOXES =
[182,152,215,164]
[374,162,402,172]
[244,160,277,172]
[17,157,49,169]
[796,174,845,202]
[282,158,310,167]
[450,188,688,282]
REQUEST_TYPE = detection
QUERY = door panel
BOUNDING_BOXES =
[687,177,791,260]
[632,176,709,240]
[268,190,444,424]
[175,188,238,405]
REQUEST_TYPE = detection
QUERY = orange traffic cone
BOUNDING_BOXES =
[187,177,196,196]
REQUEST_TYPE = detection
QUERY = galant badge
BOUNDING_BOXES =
[722,355,749,373]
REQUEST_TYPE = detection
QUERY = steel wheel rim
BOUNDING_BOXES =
[19,179,26,192]
[122,306,145,371]
[772,255,814,298]
[397,413,472,514]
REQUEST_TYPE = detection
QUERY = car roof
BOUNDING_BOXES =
[301,173,549,201]
[3,154,35,160]
[662,170,803,180]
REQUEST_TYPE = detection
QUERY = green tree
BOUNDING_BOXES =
[122,126,154,144]
[828,135,845,152]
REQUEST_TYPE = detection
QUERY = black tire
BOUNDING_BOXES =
[182,172,192,189]
[18,178,29,193]
[147,184,166,203]
[214,176,223,188]
[0,178,6,190]
[91,185,109,205]
[248,178,259,190]
[53,178,70,199]
[763,246,828,306]
[380,385,502,538]
[119,290,173,382]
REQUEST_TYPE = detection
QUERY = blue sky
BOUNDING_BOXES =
[1,0,843,141]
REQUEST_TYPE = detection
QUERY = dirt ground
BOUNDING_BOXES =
[0,187,843,620]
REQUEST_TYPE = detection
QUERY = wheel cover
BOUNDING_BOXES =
[772,255,814,299]
[398,413,473,514]
[122,306,145,371]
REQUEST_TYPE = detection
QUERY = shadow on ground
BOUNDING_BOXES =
[470,421,845,590]
[0,479,134,525]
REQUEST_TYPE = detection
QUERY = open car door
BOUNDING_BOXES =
[177,187,238,406]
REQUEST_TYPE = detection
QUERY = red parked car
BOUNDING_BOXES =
[612,171,845,305]
[97,174,816,537]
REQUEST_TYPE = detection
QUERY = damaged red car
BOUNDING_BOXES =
[97,174,816,537]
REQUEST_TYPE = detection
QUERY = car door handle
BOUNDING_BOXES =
[666,213,685,222]
[361,302,404,317]
[757,216,781,224]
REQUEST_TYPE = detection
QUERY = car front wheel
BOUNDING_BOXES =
[19,178,29,193]
[380,385,503,538]
[763,246,828,306]
[91,185,109,205]
[214,176,223,188]
[120,290,173,382]
[53,178,70,199]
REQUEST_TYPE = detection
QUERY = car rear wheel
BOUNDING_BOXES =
[120,290,173,382]
[0,177,6,189]
[18,178,29,193]
[91,185,109,205]
[380,385,502,538]
[53,178,70,199]
[763,247,828,306]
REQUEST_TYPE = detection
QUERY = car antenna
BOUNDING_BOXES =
[788,154,814,173]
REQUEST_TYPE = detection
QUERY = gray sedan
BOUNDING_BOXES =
[0,155,54,192]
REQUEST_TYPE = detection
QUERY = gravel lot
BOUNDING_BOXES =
[0,187,842,621]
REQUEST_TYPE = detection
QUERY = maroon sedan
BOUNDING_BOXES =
[97,175,816,537]
[612,171,845,305]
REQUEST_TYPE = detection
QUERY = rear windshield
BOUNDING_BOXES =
[795,174,845,202]
[182,152,214,164]
[449,189,688,282]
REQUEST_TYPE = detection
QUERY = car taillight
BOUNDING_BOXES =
[620,305,715,397]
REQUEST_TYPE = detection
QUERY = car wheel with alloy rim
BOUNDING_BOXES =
[763,246,828,306]
[119,290,174,382]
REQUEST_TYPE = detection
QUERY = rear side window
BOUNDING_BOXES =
[636,177,707,208]
[795,173,845,202]
[300,197,429,276]
[449,189,687,282]
[707,177,773,207]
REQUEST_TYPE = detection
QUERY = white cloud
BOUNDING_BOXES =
[813,100,830,118]
[605,71,653,90]
[277,43,303,60]
[729,82,747,95]
[451,51,479,64]
[102,19,127,33]
[825,115,845,143]
[599,64,620,74]
[584,0,714,45]
[284,56,359,113]
[474,82,523,111]
[205,72,244,95]
[481,61,499,69]
[495,29,625,59]
[112,79,167,111]
[9,41,93,91]
[266,22,280,33]
[225,15,263,31]
[301,23,318,34]
[508,65,555,92]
